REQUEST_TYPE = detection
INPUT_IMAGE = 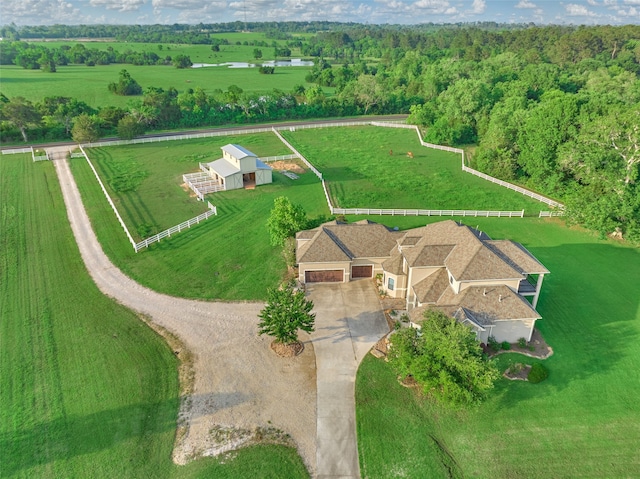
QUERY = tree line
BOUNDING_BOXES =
[1,22,639,242]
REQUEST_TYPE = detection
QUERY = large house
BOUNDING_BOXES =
[296,220,549,343]
[204,144,272,190]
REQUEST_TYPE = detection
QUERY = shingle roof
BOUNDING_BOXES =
[410,284,540,325]
[404,244,455,267]
[412,268,449,304]
[484,240,550,275]
[297,223,401,263]
[382,251,404,275]
[206,158,240,177]
[401,220,523,281]
[222,144,256,159]
[296,229,351,263]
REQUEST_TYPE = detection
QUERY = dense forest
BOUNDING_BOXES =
[1,22,639,242]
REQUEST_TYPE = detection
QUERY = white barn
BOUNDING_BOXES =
[205,144,272,190]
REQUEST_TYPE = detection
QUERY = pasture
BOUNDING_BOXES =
[1,63,311,109]
[82,133,292,239]
[356,217,640,478]
[0,155,309,478]
[281,126,545,214]
[70,133,328,300]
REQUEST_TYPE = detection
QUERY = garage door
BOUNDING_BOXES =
[352,265,373,278]
[305,270,344,283]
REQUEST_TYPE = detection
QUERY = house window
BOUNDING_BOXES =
[449,274,453,285]
[388,277,395,291]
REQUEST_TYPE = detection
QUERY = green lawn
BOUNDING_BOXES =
[71,135,329,300]
[84,133,292,239]
[281,126,545,215]
[1,64,311,109]
[0,155,309,478]
[356,217,640,478]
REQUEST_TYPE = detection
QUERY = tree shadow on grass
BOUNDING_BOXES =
[1,392,248,476]
[494,242,640,407]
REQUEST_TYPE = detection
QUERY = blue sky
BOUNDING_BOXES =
[3,0,640,26]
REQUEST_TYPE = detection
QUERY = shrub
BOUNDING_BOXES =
[518,337,527,348]
[400,313,409,323]
[527,363,549,383]
[487,336,500,352]
[501,341,511,351]
[508,363,524,374]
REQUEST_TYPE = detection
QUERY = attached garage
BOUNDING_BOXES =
[351,265,373,278]
[305,270,344,283]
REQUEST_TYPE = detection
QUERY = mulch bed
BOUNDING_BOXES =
[503,363,532,381]
[487,328,553,359]
[270,341,304,357]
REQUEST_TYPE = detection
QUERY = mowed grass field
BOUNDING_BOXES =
[281,126,545,214]
[1,63,311,109]
[0,155,309,478]
[70,134,329,300]
[83,133,292,239]
[356,216,640,478]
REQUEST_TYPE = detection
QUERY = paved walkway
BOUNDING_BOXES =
[308,281,389,479]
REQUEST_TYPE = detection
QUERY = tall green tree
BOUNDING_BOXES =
[0,96,41,142]
[258,283,315,346]
[388,310,499,406]
[267,196,308,247]
[71,113,100,144]
[107,69,142,96]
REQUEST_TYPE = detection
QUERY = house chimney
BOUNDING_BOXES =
[498,294,503,303]
[483,288,487,296]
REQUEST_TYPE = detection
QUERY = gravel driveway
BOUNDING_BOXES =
[54,154,317,473]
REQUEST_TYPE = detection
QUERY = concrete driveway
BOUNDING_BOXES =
[307,280,389,479]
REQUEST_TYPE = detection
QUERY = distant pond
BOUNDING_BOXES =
[191,59,314,69]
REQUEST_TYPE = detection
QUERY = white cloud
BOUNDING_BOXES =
[470,0,486,14]
[515,0,536,8]
[623,0,640,4]
[90,0,146,12]
[565,3,597,16]
[1,0,91,24]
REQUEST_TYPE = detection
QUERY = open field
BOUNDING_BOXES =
[1,64,311,109]
[26,37,299,63]
[356,217,640,478]
[281,126,545,214]
[0,155,309,478]
[84,133,292,239]
[71,135,329,300]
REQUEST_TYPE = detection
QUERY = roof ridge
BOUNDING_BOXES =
[322,227,354,259]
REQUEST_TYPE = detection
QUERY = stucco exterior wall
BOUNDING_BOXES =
[491,319,535,343]
[408,266,441,287]
[383,272,407,299]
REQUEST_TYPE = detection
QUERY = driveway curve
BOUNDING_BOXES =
[53,156,317,471]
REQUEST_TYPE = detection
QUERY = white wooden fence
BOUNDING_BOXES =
[539,210,565,218]
[1,147,32,155]
[79,145,138,250]
[134,202,217,252]
[462,165,563,208]
[271,128,324,180]
[32,147,49,162]
[259,154,299,162]
[331,208,524,218]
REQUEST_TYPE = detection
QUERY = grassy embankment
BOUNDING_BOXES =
[0,155,309,478]
[70,133,328,300]
[356,216,640,478]
[281,126,546,215]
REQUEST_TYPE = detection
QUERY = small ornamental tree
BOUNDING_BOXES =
[267,196,308,247]
[388,309,499,406]
[258,283,315,348]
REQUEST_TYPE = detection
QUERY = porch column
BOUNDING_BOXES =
[532,273,545,309]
